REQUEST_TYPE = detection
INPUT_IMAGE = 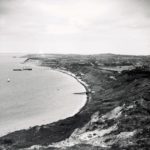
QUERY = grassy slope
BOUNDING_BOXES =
[0,54,150,150]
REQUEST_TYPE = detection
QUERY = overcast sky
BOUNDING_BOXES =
[0,0,150,55]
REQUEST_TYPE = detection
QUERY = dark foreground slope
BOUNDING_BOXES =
[0,54,150,150]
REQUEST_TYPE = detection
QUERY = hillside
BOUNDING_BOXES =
[0,54,150,150]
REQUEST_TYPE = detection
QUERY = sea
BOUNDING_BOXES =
[0,53,86,136]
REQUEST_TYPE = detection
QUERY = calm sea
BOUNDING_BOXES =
[0,53,86,136]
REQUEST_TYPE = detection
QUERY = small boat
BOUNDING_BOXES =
[13,67,32,71]
[13,69,22,71]
[22,66,32,71]
[7,78,10,82]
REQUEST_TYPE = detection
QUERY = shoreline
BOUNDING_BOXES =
[0,61,90,138]
[26,60,91,116]
[50,68,91,114]
[1,54,150,149]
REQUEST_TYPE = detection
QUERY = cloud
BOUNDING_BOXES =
[1,0,150,33]
[0,0,149,54]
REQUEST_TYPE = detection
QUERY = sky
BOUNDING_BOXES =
[0,0,150,55]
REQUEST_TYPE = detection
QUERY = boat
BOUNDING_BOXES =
[13,67,32,71]
[13,69,22,71]
[7,78,10,82]
[23,67,32,71]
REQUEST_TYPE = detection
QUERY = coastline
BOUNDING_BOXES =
[0,60,89,138]
[49,68,92,114]
[26,60,91,116]
[1,54,150,149]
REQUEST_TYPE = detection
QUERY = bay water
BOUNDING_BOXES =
[0,53,86,136]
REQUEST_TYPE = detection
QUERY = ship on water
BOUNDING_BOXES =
[13,68,22,71]
[13,67,32,71]
[23,66,32,71]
